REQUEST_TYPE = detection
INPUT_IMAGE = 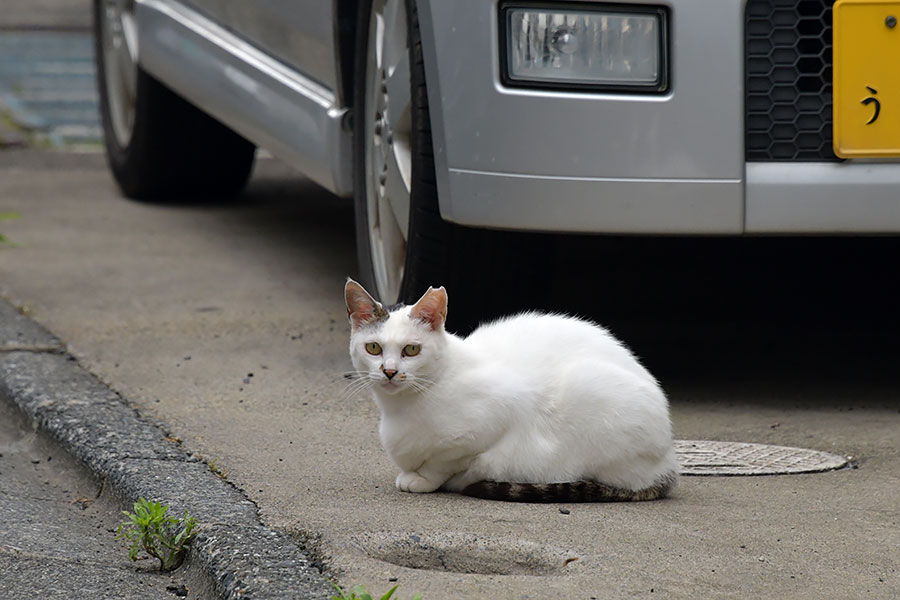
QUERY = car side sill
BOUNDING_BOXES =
[136,0,353,197]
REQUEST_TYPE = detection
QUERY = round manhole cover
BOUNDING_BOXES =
[676,440,850,476]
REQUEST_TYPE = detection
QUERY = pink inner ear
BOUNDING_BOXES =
[345,280,382,329]
[349,308,374,329]
[411,287,448,330]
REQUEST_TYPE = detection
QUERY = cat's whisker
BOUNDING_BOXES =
[351,375,376,391]
[413,375,437,389]
[407,379,437,399]
[338,387,366,403]
[340,370,372,382]
[338,374,376,402]
[412,375,437,387]
[343,381,374,401]
[342,378,370,394]
[318,370,371,403]
[338,370,369,381]
[325,371,368,392]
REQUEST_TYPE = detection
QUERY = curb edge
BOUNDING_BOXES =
[0,297,332,600]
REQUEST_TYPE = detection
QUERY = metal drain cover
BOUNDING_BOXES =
[676,440,849,476]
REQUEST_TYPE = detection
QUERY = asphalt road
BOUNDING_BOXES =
[0,30,99,147]
[0,148,898,599]
[0,0,90,30]
[0,0,98,147]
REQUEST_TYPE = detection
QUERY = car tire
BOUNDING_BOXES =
[353,0,556,327]
[353,0,465,307]
[94,0,256,201]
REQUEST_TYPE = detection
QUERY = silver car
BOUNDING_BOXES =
[94,0,900,307]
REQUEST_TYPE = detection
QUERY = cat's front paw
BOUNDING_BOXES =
[396,471,440,493]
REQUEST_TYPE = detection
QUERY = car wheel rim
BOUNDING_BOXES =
[100,0,139,148]
[364,0,413,303]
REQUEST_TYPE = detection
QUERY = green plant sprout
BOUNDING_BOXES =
[0,212,20,244]
[116,498,198,571]
[330,582,422,600]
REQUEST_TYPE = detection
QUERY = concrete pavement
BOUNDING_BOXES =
[1,148,898,598]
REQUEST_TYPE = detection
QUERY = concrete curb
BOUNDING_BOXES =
[0,298,333,600]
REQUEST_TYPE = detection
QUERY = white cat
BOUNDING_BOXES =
[344,279,678,502]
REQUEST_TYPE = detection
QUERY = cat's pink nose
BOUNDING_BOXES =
[382,368,398,380]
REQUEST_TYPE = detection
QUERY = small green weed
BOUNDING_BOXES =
[116,498,198,571]
[0,212,20,244]
[207,458,228,480]
[330,582,422,600]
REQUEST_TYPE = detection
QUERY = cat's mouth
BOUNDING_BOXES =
[379,378,408,394]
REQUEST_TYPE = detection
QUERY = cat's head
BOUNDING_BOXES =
[344,278,448,396]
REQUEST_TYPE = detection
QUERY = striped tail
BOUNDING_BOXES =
[461,472,677,503]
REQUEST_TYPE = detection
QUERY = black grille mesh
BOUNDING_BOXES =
[746,0,838,161]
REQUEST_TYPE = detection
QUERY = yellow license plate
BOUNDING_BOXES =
[833,0,900,157]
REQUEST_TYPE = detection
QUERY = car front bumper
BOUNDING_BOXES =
[418,0,900,234]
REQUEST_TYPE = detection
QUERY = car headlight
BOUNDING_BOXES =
[501,3,668,92]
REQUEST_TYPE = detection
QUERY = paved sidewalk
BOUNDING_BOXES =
[1,149,898,599]
[1,3,898,598]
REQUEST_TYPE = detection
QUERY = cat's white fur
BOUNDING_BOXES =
[345,280,678,496]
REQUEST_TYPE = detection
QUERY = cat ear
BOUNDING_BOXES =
[344,278,388,330]
[410,286,448,331]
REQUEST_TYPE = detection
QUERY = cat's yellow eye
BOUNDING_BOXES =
[365,342,382,355]
[402,344,421,357]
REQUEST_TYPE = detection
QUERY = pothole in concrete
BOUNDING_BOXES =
[676,440,850,476]
[353,531,577,575]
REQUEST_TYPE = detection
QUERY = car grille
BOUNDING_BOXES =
[745,0,838,161]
